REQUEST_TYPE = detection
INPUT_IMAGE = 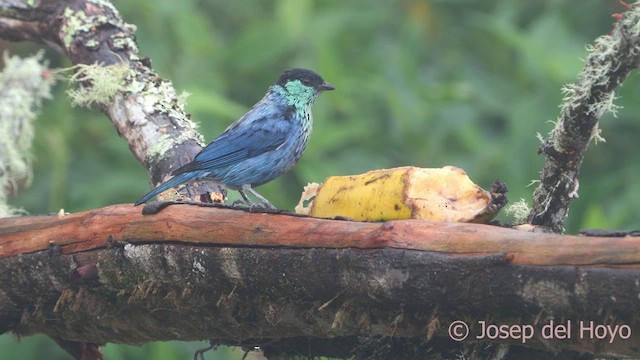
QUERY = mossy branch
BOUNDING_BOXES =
[0,0,217,199]
[528,3,640,233]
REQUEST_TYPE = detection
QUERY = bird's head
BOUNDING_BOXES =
[276,68,334,107]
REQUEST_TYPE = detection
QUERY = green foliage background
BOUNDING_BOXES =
[4,0,640,358]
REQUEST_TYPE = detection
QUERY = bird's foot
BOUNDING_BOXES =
[231,199,247,207]
[231,198,275,210]
[255,199,276,209]
[238,185,277,210]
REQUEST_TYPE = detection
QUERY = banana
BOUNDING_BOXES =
[296,166,506,223]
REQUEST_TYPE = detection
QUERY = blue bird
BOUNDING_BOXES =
[135,68,334,208]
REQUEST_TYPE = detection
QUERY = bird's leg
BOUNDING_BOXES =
[241,184,276,209]
[235,188,257,208]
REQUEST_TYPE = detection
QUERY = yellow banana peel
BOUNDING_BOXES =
[296,166,506,223]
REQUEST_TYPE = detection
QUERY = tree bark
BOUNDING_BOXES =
[1,204,640,359]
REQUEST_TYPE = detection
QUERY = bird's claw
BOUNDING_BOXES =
[238,186,277,210]
[231,198,276,210]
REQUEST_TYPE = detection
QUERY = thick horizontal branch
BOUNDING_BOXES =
[1,205,640,358]
[1,204,639,266]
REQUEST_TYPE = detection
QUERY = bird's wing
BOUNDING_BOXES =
[171,118,288,176]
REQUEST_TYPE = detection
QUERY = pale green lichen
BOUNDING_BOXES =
[67,63,132,108]
[141,92,162,109]
[147,134,173,158]
[61,8,89,48]
[504,198,532,224]
[85,38,100,49]
[112,33,139,53]
[127,77,145,94]
[134,76,204,162]
[147,128,203,160]
[140,78,204,150]
[61,4,137,49]
[551,5,640,152]
[0,52,56,217]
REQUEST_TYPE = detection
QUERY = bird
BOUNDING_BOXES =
[135,68,334,208]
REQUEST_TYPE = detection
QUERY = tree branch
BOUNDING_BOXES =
[528,2,640,232]
[2,1,639,359]
[0,0,217,198]
[3,203,640,266]
[1,204,640,358]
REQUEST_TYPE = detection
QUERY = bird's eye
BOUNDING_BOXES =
[302,79,311,86]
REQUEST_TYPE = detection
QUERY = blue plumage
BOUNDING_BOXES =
[135,68,334,208]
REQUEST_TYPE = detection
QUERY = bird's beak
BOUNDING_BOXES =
[319,82,335,91]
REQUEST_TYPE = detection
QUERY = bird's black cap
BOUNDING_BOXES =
[277,68,335,91]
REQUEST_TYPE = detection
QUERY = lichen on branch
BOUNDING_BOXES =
[67,63,132,108]
[528,3,640,233]
[0,52,55,217]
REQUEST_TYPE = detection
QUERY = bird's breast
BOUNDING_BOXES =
[279,108,311,163]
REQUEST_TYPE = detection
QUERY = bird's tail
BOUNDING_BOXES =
[134,172,201,206]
